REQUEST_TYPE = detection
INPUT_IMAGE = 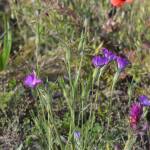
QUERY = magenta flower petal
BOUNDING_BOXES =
[129,103,143,128]
[92,56,108,68]
[139,95,150,106]
[102,48,117,61]
[116,56,129,71]
[24,71,42,88]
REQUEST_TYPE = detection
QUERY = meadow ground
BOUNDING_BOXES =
[0,0,150,149]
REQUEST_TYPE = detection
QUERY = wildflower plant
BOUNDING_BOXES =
[116,56,129,72]
[92,48,130,96]
[139,95,150,107]
[129,103,143,129]
[23,70,42,88]
[111,0,133,7]
[74,131,81,149]
[112,56,130,96]
[92,55,108,68]
[92,48,117,85]
[102,48,117,61]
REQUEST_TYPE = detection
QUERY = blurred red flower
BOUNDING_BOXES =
[111,0,133,7]
[126,0,133,3]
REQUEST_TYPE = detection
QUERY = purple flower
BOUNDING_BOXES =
[139,95,150,106]
[102,48,117,61]
[24,70,42,88]
[116,56,129,71]
[92,56,108,68]
[114,144,121,150]
[129,103,143,128]
[74,131,80,139]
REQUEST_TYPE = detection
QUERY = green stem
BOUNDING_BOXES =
[110,70,120,106]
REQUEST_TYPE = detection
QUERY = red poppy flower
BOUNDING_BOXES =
[111,0,133,7]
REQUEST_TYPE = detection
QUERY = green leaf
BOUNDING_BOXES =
[0,15,12,70]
